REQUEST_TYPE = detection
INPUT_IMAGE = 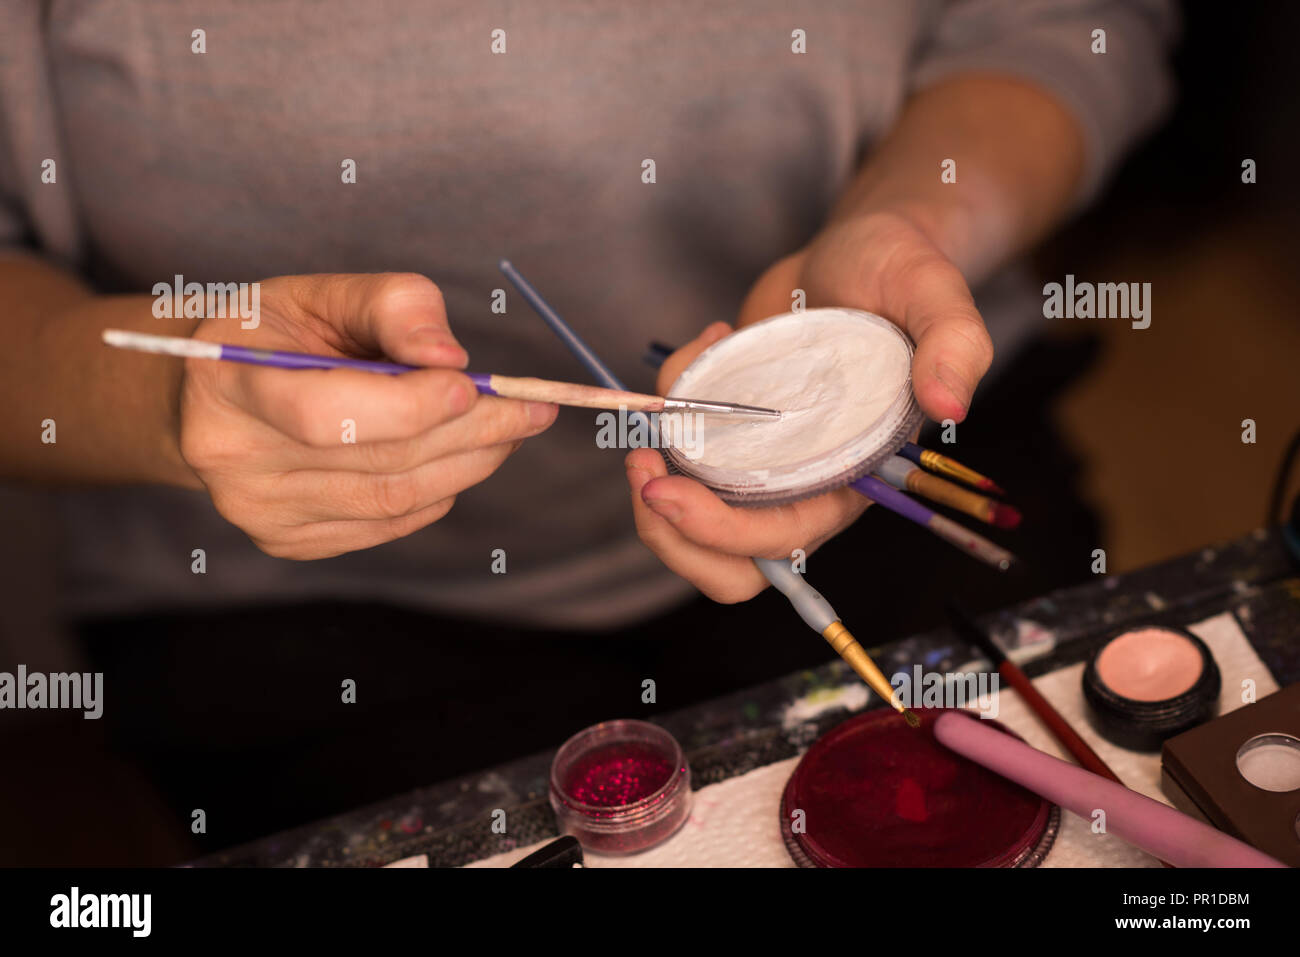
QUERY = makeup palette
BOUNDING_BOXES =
[549,719,692,855]
[663,308,924,505]
[780,708,1059,867]
[1082,625,1221,751]
[1162,683,1300,866]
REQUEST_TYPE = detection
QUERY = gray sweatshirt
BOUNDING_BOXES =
[0,1,1174,627]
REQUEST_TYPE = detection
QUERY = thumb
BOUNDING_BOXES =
[902,270,994,423]
[292,272,469,369]
[867,256,992,423]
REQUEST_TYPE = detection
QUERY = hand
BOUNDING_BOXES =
[179,272,557,558]
[626,211,993,602]
[740,210,994,421]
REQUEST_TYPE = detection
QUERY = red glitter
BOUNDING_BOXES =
[550,722,693,855]
[562,741,674,807]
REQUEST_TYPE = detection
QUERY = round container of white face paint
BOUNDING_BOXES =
[662,308,923,505]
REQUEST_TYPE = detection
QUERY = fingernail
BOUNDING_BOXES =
[527,402,557,428]
[644,495,683,522]
[934,362,972,414]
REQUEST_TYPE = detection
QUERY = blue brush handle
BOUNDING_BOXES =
[499,260,624,391]
[499,259,653,437]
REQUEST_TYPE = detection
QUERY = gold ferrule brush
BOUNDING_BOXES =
[918,448,1005,497]
[821,621,920,727]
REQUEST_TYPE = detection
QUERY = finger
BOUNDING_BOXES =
[637,472,867,559]
[625,449,768,602]
[884,255,993,422]
[278,443,522,523]
[284,272,469,368]
[656,322,732,395]
[276,393,557,472]
[255,497,459,560]
[405,394,557,457]
[233,365,481,446]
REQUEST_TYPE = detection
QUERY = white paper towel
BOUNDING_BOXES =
[469,612,1277,868]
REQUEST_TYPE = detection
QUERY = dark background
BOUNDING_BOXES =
[1,3,1298,865]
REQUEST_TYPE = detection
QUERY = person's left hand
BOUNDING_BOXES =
[625,210,994,602]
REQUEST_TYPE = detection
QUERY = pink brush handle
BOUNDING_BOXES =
[933,711,1287,868]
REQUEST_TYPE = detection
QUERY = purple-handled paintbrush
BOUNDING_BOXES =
[851,473,1016,571]
[101,330,781,418]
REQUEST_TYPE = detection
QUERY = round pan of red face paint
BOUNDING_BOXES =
[549,719,692,855]
[1082,625,1220,751]
[780,707,1058,868]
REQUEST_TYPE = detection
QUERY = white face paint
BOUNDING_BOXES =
[664,309,922,504]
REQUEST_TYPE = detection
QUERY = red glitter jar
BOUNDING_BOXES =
[549,719,692,855]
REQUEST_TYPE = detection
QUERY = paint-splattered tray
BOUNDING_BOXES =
[195,528,1299,868]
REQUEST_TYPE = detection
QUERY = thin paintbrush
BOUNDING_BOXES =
[101,330,781,418]
[852,475,1017,571]
[763,560,920,726]
[945,602,1123,784]
[501,261,918,726]
[899,442,1006,496]
[877,455,1021,529]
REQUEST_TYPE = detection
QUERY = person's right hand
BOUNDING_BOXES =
[178,272,557,559]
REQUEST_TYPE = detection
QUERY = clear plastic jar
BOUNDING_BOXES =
[549,719,691,855]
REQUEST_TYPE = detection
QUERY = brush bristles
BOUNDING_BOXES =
[903,709,921,728]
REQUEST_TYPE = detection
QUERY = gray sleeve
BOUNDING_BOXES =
[909,0,1179,206]
[0,73,32,250]
[0,1,82,263]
